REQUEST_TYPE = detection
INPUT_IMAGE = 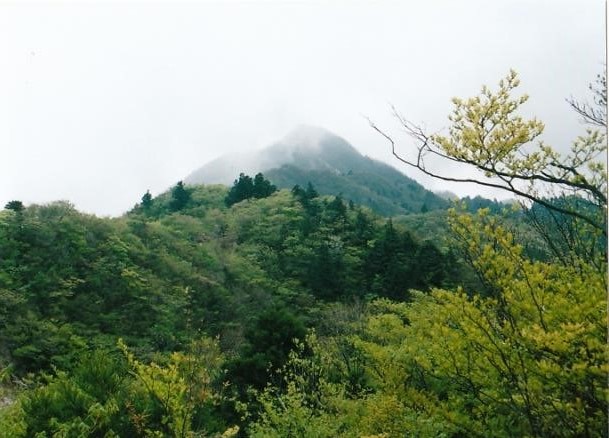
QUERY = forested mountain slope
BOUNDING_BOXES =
[0,182,465,436]
[186,125,448,215]
[2,70,606,437]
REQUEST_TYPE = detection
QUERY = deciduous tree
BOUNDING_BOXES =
[370,70,607,234]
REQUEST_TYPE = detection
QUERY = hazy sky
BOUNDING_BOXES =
[1,0,605,216]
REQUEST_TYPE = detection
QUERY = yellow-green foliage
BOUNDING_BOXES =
[1,339,238,438]
[432,70,606,202]
[357,215,606,437]
[389,212,606,436]
[434,70,548,177]
[251,209,607,437]
[120,338,235,438]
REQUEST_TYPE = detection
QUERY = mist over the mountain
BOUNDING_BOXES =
[186,125,448,215]
[185,125,355,185]
[1,3,605,437]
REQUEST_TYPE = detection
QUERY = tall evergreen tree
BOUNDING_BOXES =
[169,181,191,212]
[365,219,419,300]
[141,190,153,211]
[252,172,277,199]
[225,173,254,207]
[226,173,276,206]
[4,200,24,212]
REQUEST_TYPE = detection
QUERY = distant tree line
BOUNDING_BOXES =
[225,172,277,206]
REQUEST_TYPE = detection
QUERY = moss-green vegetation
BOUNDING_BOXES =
[0,179,462,436]
[1,72,606,437]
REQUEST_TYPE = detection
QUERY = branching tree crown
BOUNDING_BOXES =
[371,70,607,234]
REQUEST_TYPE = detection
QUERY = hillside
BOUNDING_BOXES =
[1,182,604,437]
[2,66,606,438]
[185,125,448,215]
[0,185,467,434]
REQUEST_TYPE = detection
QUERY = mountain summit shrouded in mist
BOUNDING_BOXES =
[185,125,358,185]
[186,125,448,215]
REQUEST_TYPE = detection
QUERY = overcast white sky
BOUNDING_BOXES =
[1,0,605,216]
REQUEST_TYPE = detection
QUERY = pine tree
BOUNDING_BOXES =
[169,181,191,212]
[4,200,24,212]
[252,173,277,199]
[141,190,153,211]
[225,173,254,207]
[225,173,276,207]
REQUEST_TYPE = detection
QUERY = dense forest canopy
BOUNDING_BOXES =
[0,72,606,437]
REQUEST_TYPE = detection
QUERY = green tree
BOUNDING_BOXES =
[120,337,232,437]
[4,341,238,437]
[226,306,306,392]
[413,240,448,288]
[4,200,24,212]
[250,213,607,437]
[326,194,347,224]
[371,70,607,234]
[169,181,192,212]
[367,211,607,436]
[352,208,374,246]
[306,238,346,300]
[141,190,153,211]
[252,172,277,199]
[250,72,608,438]
[225,173,254,207]
[365,219,419,300]
[226,173,276,206]
[9,350,133,437]
[292,182,321,228]
[305,182,318,199]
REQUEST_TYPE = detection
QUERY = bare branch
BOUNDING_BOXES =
[566,69,607,127]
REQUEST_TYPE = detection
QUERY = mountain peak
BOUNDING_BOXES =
[185,126,359,185]
[184,125,448,215]
[282,124,335,148]
[287,124,333,137]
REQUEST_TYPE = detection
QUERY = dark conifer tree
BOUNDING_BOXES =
[415,241,447,288]
[226,306,305,390]
[141,190,153,211]
[252,173,277,199]
[225,173,254,206]
[365,219,420,300]
[226,173,277,206]
[352,209,374,245]
[328,194,347,222]
[169,181,191,211]
[4,200,24,212]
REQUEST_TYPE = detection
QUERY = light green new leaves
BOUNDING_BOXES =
[394,211,608,436]
[255,209,607,437]
[431,71,606,222]
[434,71,547,177]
